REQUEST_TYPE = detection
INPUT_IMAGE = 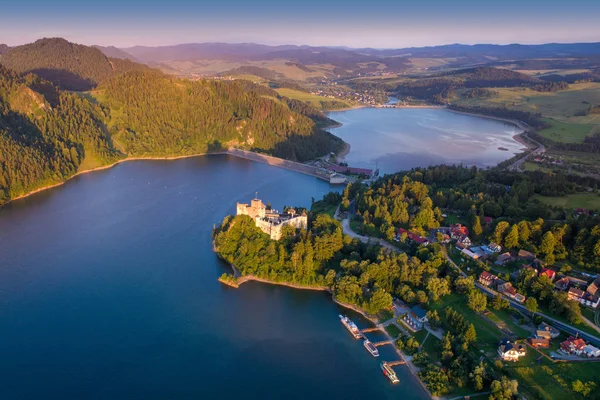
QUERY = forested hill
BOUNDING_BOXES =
[0,65,342,205]
[0,38,146,91]
[0,44,9,54]
[0,65,120,204]
[96,70,342,160]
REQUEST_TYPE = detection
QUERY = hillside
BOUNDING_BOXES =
[95,70,341,160]
[0,65,120,203]
[0,38,146,90]
[0,44,9,54]
[93,45,138,61]
[0,62,342,205]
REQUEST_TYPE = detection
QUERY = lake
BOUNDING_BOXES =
[327,107,524,174]
[0,155,429,400]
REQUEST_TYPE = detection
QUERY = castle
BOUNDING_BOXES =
[236,196,307,240]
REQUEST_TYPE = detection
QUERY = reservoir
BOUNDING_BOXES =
[0,108,515,399]
[327,107,524,174]
[0,155,428,400]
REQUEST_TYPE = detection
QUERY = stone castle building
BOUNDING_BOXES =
[236,196,307,240]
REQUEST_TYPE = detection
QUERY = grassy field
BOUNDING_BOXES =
[275,88,353,110]
[384,324,402,338]
[537,118,595,143]
[532,193,600,210]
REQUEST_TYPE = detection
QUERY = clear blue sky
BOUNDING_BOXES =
[2,0,599,48]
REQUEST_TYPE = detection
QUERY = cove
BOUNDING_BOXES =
[327,107,524,174]
[0,155,429,400]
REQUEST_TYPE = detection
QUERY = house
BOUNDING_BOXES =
[398,228,430,246]
[469,246,488,259]
[498,340,526,361]
[568,276,589,288]
[581,292,600,309]
[518,249,536,262]
[586,276,600,297]
[495,252,514,266]
[456,235,472,249]
[540,268,556,282]
[583,344,600,358]
[561,336,587,355]
[237,197,307,240]
[479,271,499,287]
[538,322,560,339]
[529,338,550,348]
[535,330,553,340]
[450,224,469,240]
[403,305,428,331]
[461,248,479,260]
[487,242,502,253]
[484,216,494,225]
[498,282,526,303]
[554,276,570,291]
[568,287,585,302]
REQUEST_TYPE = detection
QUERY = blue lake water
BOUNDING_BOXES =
[0,155,429,399]
[327,107,524,174]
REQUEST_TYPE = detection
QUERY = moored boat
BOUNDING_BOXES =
[380,362,399,384]
[363,339,379,357]
[339,314,362,339]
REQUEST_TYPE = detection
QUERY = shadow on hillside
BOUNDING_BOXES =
[26,68,95,91]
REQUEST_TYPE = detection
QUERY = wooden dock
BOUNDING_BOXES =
[361,327,381,333]
[386,360,406,366]
[373,340,393,347]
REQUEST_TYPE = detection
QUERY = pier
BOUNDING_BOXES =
[385,360,406,366]
[373,340,393,347]
[361,327,381,333]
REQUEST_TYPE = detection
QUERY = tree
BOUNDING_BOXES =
[572,380,596,397]
[426,310,441,330]
[491,294,509,310]
[540,231,556,263]
[525,298,538,317]
[504,224,519,249]
[517,220,531,244]
[489,376,518,400]
[472,215,483,237]
[493,221,510,245]
[426,276,451,302]
[468,290,488,312]
[369,289,393,314]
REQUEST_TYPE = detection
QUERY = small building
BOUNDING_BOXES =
[498,340,526,362]
[403,305,428,331]
[538,322,560,339]
[398,228,430,246]
[487,242,502,253]
[495,252,514,266]
[461,247,479,260]
[568,276,589,288]
[540,268,556,282]
[568,287,585,302]
[456,235,472,249]
[583,344,600,358]
[529,338,550,348]
[587,277,600,297]
[561,336,586,355]
[450,224,469,239]
[518,249,536,262]
[498,282,526,303]
[479,271,499,287]
[554,276,570,291]
[535,330,553,340]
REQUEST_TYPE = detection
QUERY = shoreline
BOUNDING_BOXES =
[216,256,433,398]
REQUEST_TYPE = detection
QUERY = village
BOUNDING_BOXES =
[395,220,600,366]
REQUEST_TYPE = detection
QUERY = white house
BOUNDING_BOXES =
[498,340,526,362]
[583,344,600,358]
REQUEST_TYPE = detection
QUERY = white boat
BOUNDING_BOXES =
[363,339,379,357]
[339,314,362,339]
[381,362,399,384]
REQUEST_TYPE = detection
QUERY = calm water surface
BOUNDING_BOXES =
[0,155,428,399]
[327,107,524,174]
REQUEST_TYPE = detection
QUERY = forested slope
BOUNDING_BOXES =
[0,65,120,203]
[0,38,146,90]
[97,70,341,160]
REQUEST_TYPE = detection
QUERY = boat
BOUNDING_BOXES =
[339,314,362,339]
[363,339,379,357]
[380,362,399,384]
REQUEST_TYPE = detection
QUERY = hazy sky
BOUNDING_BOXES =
[2,0,599,48]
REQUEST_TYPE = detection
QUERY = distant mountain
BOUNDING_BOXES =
[0,38,146,90]
[93,45,138,61]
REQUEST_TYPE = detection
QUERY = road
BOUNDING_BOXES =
[507,133,545,171]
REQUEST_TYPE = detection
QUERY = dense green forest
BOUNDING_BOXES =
[97,70,341,160]
[0,38,146,90]
[0,41,344,205]
[0,65,120,203]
